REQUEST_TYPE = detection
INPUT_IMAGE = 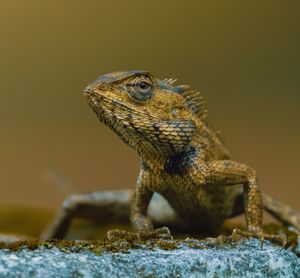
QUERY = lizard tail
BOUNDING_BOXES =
[262,192,300,231]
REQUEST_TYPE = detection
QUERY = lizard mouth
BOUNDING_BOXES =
[83,88,106,108]
[83,88,99,100]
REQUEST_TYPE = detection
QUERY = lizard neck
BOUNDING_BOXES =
[191,119,230,161]
[134,144,167,170]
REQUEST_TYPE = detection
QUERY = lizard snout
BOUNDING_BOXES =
[83,88,93,96]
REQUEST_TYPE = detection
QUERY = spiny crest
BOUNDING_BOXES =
[163,77,207,119]
[163,78,177,85]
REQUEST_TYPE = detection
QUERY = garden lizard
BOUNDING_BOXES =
[42,70,300,244]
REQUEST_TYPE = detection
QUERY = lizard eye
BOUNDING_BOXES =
[126,75,154,102]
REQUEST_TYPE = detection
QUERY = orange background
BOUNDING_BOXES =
[0,1,299,215]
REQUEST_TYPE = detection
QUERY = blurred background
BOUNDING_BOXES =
[0,1,299,233]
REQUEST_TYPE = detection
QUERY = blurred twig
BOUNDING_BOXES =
[42,163,80,195]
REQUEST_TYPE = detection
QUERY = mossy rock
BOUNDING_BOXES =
[0,237,299,278]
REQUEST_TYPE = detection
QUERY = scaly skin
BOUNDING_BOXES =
[42,70,300,244]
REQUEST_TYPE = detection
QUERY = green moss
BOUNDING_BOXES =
[0,226,298,255]
[0,237,180,255]
[154,239,178,250]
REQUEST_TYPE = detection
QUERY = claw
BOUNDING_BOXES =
[107,229,130,241]
[231,227,287,248]
[277,232,288,249]
[260,234,264,250]
[152,227,172,239]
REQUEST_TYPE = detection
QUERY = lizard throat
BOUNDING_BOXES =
[85,93,170,169]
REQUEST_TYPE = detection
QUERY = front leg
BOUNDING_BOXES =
[208,160,263,232]
[107,167,172,240]
[131,179,154,232]
[208,160,286,245]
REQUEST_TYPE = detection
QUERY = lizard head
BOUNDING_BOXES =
[83,70,204,168]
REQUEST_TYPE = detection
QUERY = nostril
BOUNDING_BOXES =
[83,88,93,95]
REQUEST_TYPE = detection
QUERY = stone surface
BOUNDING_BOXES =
[0,239,299,278]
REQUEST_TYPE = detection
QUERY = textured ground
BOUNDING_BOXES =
[0,238,299,278]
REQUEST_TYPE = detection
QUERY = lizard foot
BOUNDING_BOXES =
[231,227,287,248]
[107,227,173,241]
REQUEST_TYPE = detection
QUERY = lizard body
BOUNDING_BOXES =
[42,70,300,242]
